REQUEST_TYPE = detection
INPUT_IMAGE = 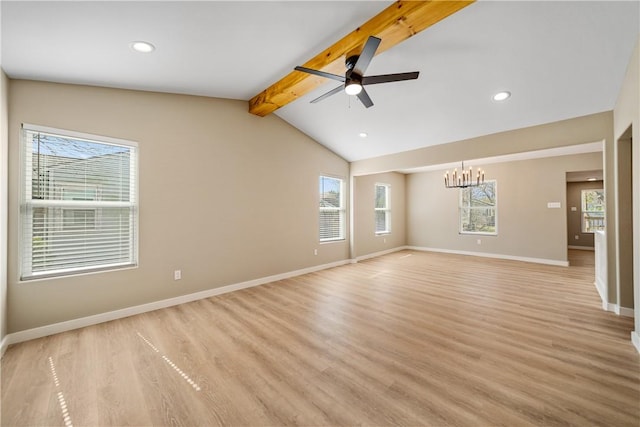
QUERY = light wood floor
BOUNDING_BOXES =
[2,250,638,426]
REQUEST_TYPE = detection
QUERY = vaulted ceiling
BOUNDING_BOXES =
[2,1,638,162]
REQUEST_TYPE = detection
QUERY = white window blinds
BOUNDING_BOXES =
[375,183,390,234]
[20,125,138,280]
[319,176,345,242]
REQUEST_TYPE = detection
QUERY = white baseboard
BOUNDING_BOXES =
[354,246,408,262]
[0,335,9,359]
[616,306,635,318]
[632,331,640,354]
[3,259,351,347]
[600,299,634,318]
[407,246,570,267]
[568,245,595,251]
[595,278,608,308]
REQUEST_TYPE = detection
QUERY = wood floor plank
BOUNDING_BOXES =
[1,335,62,426]
[2,250,638,426]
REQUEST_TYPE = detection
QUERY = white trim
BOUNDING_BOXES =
[407,246,570,267]
[374,183,391,235]
[22,123,137,148]
[1,335,9,358]
[568,245,595,251]
[3,259,350,347]
[354,246,408,262]
[459,179,498,236]
[319,175,346,243]
[595,279,609,309]
[617,306,635,317]
[20,126,139,281]
[599,300,634,318]
[632,331,640,354]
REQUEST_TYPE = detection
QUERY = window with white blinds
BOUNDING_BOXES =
[20,124,138,280]
[375,183,391,234]
[319,176,345,242]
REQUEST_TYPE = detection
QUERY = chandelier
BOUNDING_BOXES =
[444,161,485,188]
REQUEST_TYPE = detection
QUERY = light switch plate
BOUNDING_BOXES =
[547,202,561,209]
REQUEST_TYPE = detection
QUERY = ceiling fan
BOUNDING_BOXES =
[294,36,419,108]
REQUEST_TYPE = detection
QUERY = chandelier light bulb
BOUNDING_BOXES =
[444,162,486,188]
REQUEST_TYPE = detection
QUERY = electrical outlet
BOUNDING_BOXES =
[314,249,318,256]
[174,270,182,280]
[477,239,482,245]
[383,238,386,243]
[575,235,579,240]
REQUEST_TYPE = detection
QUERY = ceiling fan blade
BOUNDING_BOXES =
[294,66,345,82]
[362,71,420,85]
[310,85,344,104]
[353,36,381,76]
[356,87,374,108]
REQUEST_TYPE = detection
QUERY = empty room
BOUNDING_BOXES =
[1,1,639,426]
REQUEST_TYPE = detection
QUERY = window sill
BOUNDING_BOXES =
[319,239,346,245]
[21,263,138,283]
[459,232,497,236]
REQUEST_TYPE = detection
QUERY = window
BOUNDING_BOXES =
[375,183,390,234]
[459,180,497,235]
[319,176,345,242]
[20,124,138,280]
[581,189,605,232]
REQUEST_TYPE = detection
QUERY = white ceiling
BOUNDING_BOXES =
[2,1,639,163]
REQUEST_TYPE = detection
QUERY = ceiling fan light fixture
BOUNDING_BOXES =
[345,82,363,96]
[294,36,419,108]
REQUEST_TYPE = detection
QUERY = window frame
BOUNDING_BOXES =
[319,175,345,243]
[374,183,391,235]
[459,180,498,236]
[581,188,605,233]
[19,123,139,281]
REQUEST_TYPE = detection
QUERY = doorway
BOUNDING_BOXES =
[566,170,604,251]
[616,126,634,316]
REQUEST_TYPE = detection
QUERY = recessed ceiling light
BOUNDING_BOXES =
[130,41,155,53]
[587,177,597,181]
[359,132,368,138]
[493,91,511,101]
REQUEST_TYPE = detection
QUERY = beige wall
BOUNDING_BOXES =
[353,172,406,258]
[7,80,350,333]
[351,112,612,177]
[613,36,639,333]
[407,153,603,263]
[566,181,604,248]
[1,70,8,345]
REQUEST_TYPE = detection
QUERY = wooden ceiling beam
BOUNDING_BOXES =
[248,0,475,117]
